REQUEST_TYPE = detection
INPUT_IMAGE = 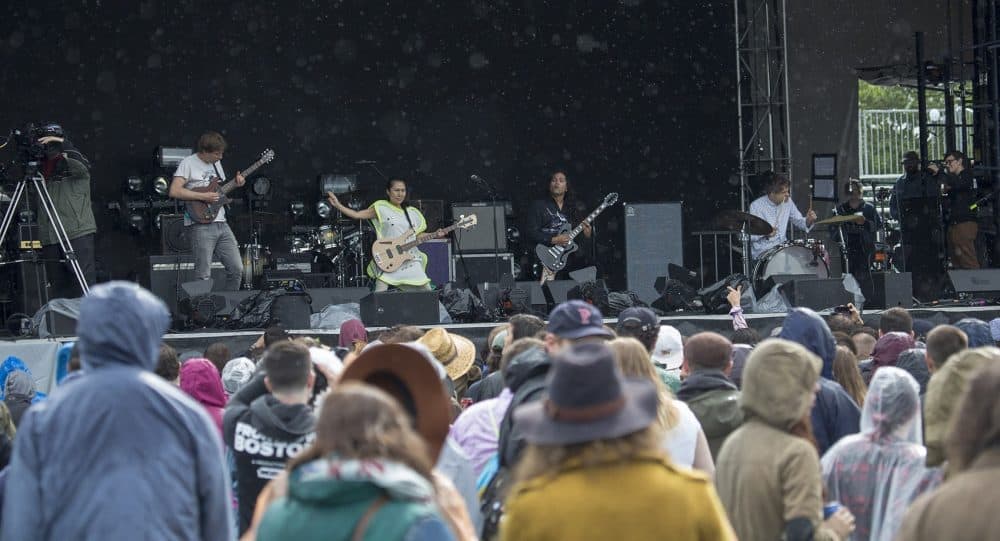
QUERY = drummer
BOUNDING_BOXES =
[748,172,817,260]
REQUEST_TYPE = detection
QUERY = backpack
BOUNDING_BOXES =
[479,369,549,540]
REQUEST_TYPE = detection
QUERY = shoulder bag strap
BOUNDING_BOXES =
[351,494,389,541]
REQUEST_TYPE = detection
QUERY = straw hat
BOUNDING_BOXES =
[417,327,476,380]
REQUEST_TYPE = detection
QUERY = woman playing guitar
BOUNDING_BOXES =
[327,178,444,291]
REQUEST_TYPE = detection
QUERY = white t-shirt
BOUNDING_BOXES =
[661,400,702,468]
[174,154,227,225]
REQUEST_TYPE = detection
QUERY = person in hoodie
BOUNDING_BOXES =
[860,331,916,384]
[779,307,861,454]
[677,332,743,459]
[180,358,227,436]
[0,357,46,428]
[955,317,993,348]
[224,339,316,536]
[1,281,232,541]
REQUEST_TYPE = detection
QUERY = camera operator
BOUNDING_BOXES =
[928,150,979,269]
[31,124,97,298]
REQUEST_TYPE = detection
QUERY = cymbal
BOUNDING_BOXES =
[714,210,773,236]
[815,214,866,226]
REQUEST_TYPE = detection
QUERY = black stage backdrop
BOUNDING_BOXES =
[0,1,737,291]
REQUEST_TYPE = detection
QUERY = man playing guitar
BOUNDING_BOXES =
[526,170,594,280]
[169,131,245,291]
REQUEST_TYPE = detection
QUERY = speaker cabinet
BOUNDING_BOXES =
[868,272,913,309]
[360,291,440,326]
[779,278,853,311]
[625,202,683,304]
[451,253,515,286]
[160,214,191,254]
[270,294,312,329]
[411,200,444,232]
[451,202,507,252]
[148,255,229,316]
[948,269,1000,297]
[417,239,452,286]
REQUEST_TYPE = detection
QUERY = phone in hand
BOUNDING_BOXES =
[833,305,851,316]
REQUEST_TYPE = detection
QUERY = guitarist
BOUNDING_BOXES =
[525,170,593,280]
[169,131,245,291]
[326,178,444,291]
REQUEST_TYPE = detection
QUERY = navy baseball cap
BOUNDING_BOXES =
[617,307,659,333]
[547,300,613,340]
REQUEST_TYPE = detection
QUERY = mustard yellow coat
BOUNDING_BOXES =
[500,452,734,541]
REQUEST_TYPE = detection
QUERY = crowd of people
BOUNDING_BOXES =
[0,280,999,540]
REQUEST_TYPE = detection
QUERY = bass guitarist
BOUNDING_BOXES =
[326,178,444,291]
[525,170,593,280]
[169,131,245,291]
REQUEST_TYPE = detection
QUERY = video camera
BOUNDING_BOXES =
[11,123,64,164]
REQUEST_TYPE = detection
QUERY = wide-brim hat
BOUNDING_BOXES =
[338,344,451,461]
[417,327,477,381]
[514,341,659,446]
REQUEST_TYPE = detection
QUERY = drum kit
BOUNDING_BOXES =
[238,176,372,289]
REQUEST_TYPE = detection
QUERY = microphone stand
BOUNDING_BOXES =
[473,175,502,288]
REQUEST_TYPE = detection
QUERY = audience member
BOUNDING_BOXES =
[451,337,544,477]
[715,339,855,541]
[833,331,858,356]
[255,383,458,541]
[954,317,992,348]
[897,362,1000,540]
[923,346,1000,466]
[676,332,743,458]
[378,324,427,344]
[730,344,752,389]
[224,340,317,536]
[0,402,14,469]
[832,345,867,409]
[155,343,180,384]
[730,327,760,346]
[611,337,714,474]
[827,314,859,336]
[991,317,1000,347]
[1,282,232,540]
[468,316,543,403]
[180,358,227,436]
[851,328,877,361]
[821,367,942,541]
[925,324,968,372]
[501,342,735,541]
[336,318,368,364]
[779,307,862,454]
[862,331,916,383]
[912,318,935,343]
[1,358,43,429]
[418,328,477,399]
[203,341,231,375]
[879,307,914,336]
[616,307,682,393]
[221,356,255,395]
[650,325,684,374]
[895,348,931,396]
[464,327,509,402]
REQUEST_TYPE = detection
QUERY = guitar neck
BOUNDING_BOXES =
[567,204,608,241]
[399,221,464,251]
[219,157,267,195]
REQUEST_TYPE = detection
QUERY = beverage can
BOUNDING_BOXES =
[824,501,842,519]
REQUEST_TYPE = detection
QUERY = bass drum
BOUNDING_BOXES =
[752,243,829,295]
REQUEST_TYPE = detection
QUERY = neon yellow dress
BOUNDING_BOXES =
[366,200,431,287]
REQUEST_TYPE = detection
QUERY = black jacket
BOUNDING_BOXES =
[943,168,977,224]
[223,373,316,535]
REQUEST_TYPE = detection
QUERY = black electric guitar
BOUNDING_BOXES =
[536,192,619,284]
[185,149,275,223]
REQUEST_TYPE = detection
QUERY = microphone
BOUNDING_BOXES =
[355,160,376,165]
[470,174,482,183]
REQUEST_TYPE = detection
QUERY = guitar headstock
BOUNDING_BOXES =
[458,214,478,228]
[259,149,276,163]
[603,192,620,206]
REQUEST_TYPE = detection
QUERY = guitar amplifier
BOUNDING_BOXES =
[451,202,507,252]
[273,253,314,273]
[452,253,515,286]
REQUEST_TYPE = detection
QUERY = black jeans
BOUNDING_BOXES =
[42,232,95,300]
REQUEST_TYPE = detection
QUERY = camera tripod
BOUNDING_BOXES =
[0,161,90,304]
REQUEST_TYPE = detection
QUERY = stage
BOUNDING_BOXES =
[8,302,999,397]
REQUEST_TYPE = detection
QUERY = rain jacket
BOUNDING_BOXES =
[0,356,46,428]
[676,370,743,458]
[499,346,551,468]
[715,340,838,541]
[180,358,227,436]
[894,348,930,395]
[862,332,916,384]
[779,308,861,453]
[0,281,233,541]
[955,318,993,348]
[821,367,942,541]
[923,347,1000,466]
[256,456,454,541]
[224,372,316,535]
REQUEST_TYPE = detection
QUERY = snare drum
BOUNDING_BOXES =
[240,243,270,289]
[752,243,830,294]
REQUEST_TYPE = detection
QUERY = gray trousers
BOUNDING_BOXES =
[189,222,243,291]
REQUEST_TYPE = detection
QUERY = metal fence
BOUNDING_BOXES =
[859,108,973,180]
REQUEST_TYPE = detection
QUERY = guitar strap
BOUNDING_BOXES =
[212,163,228,213]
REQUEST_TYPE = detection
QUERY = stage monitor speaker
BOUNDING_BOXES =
[625,202,683,304]
[411,200,444,232]
[148,255,230,316]
[451,202,506,252]
[779,278,853,311]
[452,253,514,287]
[947,269,1000,297]
[160,214,190,254]
[868,272,913,309]
[361,291,440,326]
[270,294,312,329]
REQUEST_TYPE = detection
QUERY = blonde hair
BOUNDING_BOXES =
[513,425,663,484]
[609,337,679,430]
[832,345,867,408]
